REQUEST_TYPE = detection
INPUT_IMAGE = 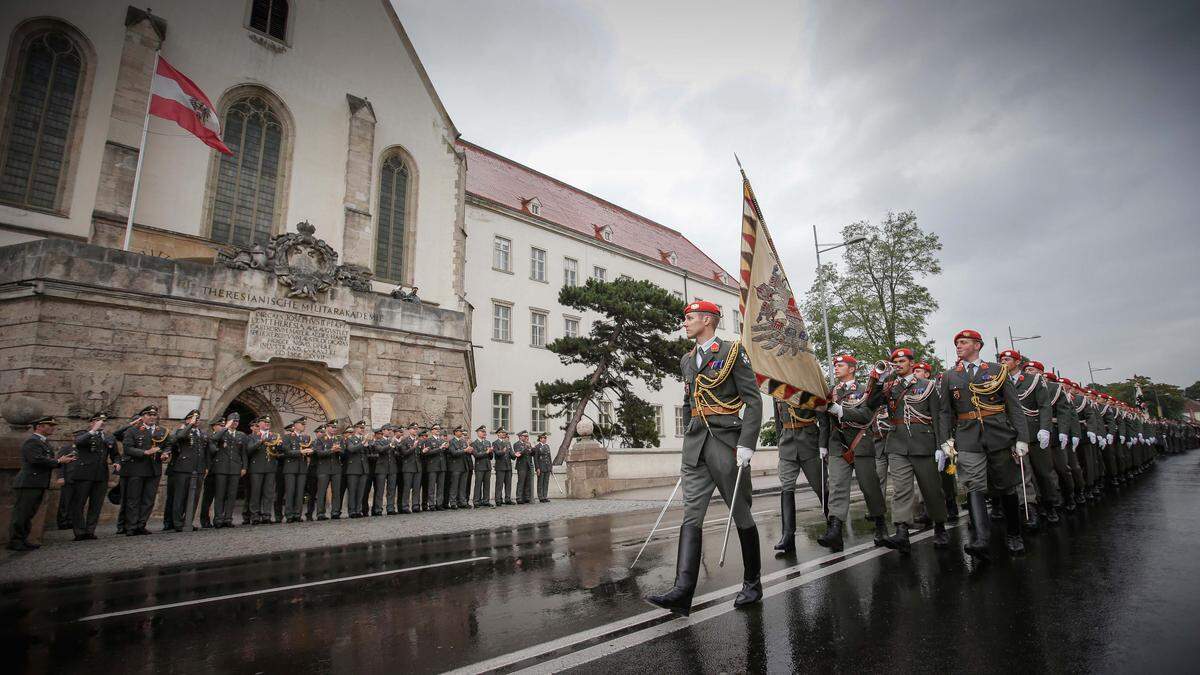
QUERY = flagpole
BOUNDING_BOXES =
[123,51,159,252]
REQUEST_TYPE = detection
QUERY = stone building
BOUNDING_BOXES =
[0,0,474,471]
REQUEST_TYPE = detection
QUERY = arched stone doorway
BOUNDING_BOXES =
[225,384,331,432]
[210,362,359,432]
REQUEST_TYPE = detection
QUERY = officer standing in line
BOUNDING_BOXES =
[535,433,553,503]
[312,421,342,519]
[120,405,166,537]
[1045,371,1083,511]
[513,430,534,504]
[381,425,401,515]
[1000,352,1058,529]
[244,416,277,524]
[398,424,420,513]
[916,362,960,522]
[493,429,515,506]
[280,417,311,523]
[165,409,207,532]
[471,425,494,507]
[207,415,245,528]
[343,421,369,517]
[421,424,446,510]
[68,413,117,541]
[304,421,321,521]
[367,425,389,516]
[645,300,763,617]
[447,426,470,509]
[938,329,1031,559]
[8,416,75,551]
[440,427,455,510]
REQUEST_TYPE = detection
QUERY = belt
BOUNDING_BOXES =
[691,406,741,418]
[887,418,931,427]
[958,409,1002,421]
[782,418,817,429]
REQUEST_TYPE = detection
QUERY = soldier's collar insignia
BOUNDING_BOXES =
[710,341,720,352]
[955,364,964,372]
[981,363,990,370]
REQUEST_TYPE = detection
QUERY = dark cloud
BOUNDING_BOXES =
[395,0,1200,387]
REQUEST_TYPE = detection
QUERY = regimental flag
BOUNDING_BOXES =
[737,163,829,407]
[149,56,232,155]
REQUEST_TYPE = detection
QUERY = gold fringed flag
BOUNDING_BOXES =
[737,160,829,406]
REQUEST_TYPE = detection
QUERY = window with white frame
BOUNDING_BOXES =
[530,395,547,434]
[675,406,686,437]
[492,302,511,341]
[592,266,607,282]
[530,247,546,282]
[653,405,663,437]
[530,310,547,348]
[492,392,511,431]
[716,304,725,328]
[598,400,614,428]
[564,316,580,338]
[563,257,578,287]
[493,236,512,272]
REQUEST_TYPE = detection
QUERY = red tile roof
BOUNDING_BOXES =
[459,140,738,291]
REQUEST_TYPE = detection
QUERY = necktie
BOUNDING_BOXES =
[968,363,977,380]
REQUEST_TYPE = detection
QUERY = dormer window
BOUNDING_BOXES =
[660,249,679,266]
[714,271,732,285]
[593,224,613,242]
[521,196,542,216]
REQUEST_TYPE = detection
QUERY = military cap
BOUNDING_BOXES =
[517,430,529,437]
[1025,360,1045,372]
[284,416,307,430]
[453,425,464,433]
[183,408,200,420]
[354,420,366,428]
[418,428,429,437]
[255,416,272,425]
[138,405,159,416]
[495,427,507,434]
[475,425,487,432]
[683,300,721,317]
[407,423,418,430]
[954,328,983,344]
[32,415,58,426]
[998,349,1022,362]
[374,425,388,433]
[538,432,548,440]
[227,411,241,423]
[832,354,857,366]
[90,412,108,422]
[208,415,226,426]
[890,347,914,361]
[431,423,442,430]
[1045,372,1059,382]
[914,361,932,374]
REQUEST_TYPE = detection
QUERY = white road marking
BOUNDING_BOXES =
[452,525,958,674]
[76,556,492,622]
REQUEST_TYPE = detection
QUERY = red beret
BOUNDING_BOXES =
[1026,360,1045,372]
[833,354,857,366]
[914,361,932,373]
[683,300,721,317]
[890,347,914,361]
[998,349,1022,362]
[954,329,983,343]
[1044,371,1058,382]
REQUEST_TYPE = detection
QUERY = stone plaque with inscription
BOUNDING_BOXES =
[245,309,351,369]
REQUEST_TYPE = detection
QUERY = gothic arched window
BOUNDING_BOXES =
[374,149,417,284]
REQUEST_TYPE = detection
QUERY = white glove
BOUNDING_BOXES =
[1037,429,1051,449]
[1014,441,1029,457]
[1099,437,1107,448]
[819,447,829,460]
[1058,433,1068,448]
[1072,436,1080,450]
[827,402,843,418]
[1120,435,1126,445]
[936,449,947,471]
[1087,431,1097,445]
[1107,434,1114,446]
[736,446,754,467]
[1138,433,1145,442]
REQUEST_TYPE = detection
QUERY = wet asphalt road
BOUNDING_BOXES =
[4,454,1197,674]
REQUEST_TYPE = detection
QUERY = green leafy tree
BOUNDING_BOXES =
[802,211,943,370]
[536,278,691,460]
[1185,380,1200,401]
[1092,376,1186,419]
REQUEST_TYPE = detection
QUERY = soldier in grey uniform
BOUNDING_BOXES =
[470,425,494,507]
[343,421,369,517]
[817,354,888,551]
[513,430,535,504]
[397,424,420,513]
[120,405,167,536]
[999,350,1058,529]
[244,416,277,524]
[380,425,402,515]
[772,399,825,555]
[165,409,208,532]
[422,424,447,510]
[68,413,117,541]
[646,300,763,617]
[280,417,312,523]
[492,429,514,506]
[312,421,343,519]
[447,426,470,509]
[367,425,390,516]
[1044,372,1084,510]
[207,415,245,528]
[917,363,960,521]
[938,329,1031,559]
[535,433,553,502]
[873,348,949,552]
[8,416,75,551]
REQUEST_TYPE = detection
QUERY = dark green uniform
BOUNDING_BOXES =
[207,427,244,527]
[68,427,117,539]
[470,435,493,506]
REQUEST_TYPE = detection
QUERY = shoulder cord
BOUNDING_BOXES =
[694,340,745,415]
[968,363,1009,414]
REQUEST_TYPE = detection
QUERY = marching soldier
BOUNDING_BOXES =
[938,330,1031,559]
[871,348,950,552]
[771,394,825,555]
[280,417,311,524]
[68,413,117,541]
[165,409,207,532]
[535,433,553,503]
[447,426,470,509]
[8,416,75,551]
[245,416,279,524]
[492,429,515,506]
[1045,372,1084,510]
[917,362,960,522]
[514,430,535,504]
[398,424,420,513]
[120,405,167,536]
[343,420,369,517]
[471,425,494,507]
[208,415,246,528]
[818,354,889,551]
[646,300,763,616]
[999,352,1058,528]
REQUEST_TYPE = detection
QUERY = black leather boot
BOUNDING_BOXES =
[873,516,888,547]
[883,523,910,554]
[1002,493,1026,555]
[773,491,796,554]
[817,515,837,548]
[646,525,702,617]
[964,492,991,561]
[821,516,844,552]
[932,521,949,548]
[734,526,763,608]
[1045,502,1060,524]
[988,496,1005,521]
[1024,501,1040,531]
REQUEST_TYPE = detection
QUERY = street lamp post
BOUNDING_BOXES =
[1088,361,1112,387]
[1008,326,1042,350]
[813,226,867,387]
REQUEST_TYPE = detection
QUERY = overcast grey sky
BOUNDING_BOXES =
[394,0,1200,388]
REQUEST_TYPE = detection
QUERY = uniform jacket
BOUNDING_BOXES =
[313,436,343,476]
[343,435,369,475]
[245,431,277,474]
[876,374,944,456]
[492,439,513,471]
[14,434,61,489]
[1048,382,1076,439]
[534,442,553,472]
[280,432,310,475]
[447,437,469,473]
[69,430,118,482]
[680,337,762,469]
[423,437,449,472]
[819,379,878,458]
[208,428,245,475]
[120,423,166,478]
[512,441,534,470]
[398,436,421,473]
[1012,372,1052,438]
[470,438,493,471]
[938,360,1030,453]
[376,437,400,474]
[166,423,208,474]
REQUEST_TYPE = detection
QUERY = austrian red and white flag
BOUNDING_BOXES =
[149,57,232,155]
